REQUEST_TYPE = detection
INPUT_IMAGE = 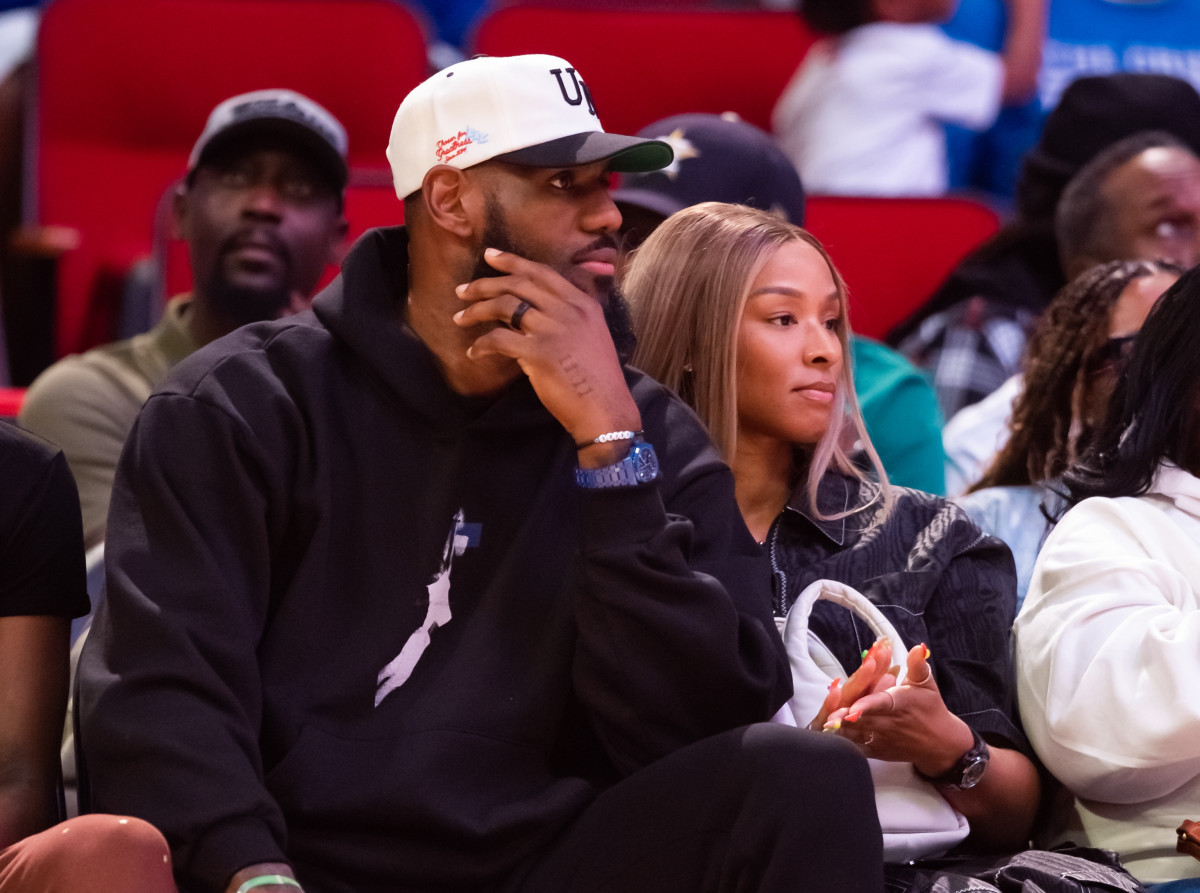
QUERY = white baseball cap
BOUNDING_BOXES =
[386,54,673,199]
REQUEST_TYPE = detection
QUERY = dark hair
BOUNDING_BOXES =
[1055,131,1188,274]
[797,0,873,34]
[970,260,1180,493]
[1061,262,1200,508]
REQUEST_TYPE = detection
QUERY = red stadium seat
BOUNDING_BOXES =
[0,387,25,419]
[469,6,817,137]
[805,196,1002,341]
[31,0,429,359]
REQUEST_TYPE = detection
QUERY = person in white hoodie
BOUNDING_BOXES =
[1015,262,1200,890]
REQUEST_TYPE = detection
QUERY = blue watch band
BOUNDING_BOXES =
[575,441,660,488]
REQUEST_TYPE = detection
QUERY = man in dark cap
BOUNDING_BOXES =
[612,112,807,253]
[77,55,883,893]
[20,88,350,549]
[891,72,1200,419]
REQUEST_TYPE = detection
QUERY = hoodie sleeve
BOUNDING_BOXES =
[1016,495,1200,804]
[78,384,295,893]
[571,379,791,775]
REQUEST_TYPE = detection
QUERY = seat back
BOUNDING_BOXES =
[32,0,428,357]
[469,5,817,136]
[804,195,1002,341]
[0,386,25,419]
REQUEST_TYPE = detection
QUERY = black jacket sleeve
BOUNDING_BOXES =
[571,375,791,774]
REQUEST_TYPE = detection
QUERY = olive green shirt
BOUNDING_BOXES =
[19,296,198,548]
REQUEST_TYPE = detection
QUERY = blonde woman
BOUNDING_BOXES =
[625,203,1041,869]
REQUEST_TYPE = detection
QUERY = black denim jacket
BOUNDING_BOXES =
[767,470,1030,756]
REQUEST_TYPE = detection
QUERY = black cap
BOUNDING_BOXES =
[612,112,806,226]
[1018,73,1200,220]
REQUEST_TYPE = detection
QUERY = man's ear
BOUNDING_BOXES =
[421,165,481,240]
[326,210,350,266]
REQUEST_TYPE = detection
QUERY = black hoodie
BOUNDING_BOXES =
[78,227,790,893]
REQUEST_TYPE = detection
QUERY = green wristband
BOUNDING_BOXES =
[235,876,302,893]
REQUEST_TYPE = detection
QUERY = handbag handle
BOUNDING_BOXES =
[778,579,972,860]
[782,578,911,725]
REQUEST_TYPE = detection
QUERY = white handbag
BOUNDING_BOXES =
[775,578,970,862]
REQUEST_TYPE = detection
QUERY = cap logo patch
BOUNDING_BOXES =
[435,126,489,163]
[657,128,699,180]
[549,68,596,117]
[230,96,339,146]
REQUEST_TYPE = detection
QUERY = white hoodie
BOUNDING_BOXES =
[1016,463,1200,883]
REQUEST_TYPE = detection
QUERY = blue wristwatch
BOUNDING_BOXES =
[574,441,660,489]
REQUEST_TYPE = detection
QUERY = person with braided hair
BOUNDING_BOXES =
[1015,262,1200,888]
[956,259,1180,607]
[943,130,1200,497]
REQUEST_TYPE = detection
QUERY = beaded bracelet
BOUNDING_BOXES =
[236,875,302,893]
[575,429,642,449]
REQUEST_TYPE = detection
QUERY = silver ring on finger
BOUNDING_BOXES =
[883,690,896,713]
[510,300,533,332]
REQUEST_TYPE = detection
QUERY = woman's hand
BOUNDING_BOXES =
[807,637,897,731]
[820,642,1041,849]
[822,643,975,775]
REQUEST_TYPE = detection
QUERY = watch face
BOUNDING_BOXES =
[631,443,660,483]
[958,755,989,789]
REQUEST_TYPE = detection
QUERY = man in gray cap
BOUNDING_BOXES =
[20,88,349,550]
[78,54,883,893]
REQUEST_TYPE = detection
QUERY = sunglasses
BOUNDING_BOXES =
[1088,333,1137,374]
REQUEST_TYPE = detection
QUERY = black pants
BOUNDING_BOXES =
[510,723,884,893]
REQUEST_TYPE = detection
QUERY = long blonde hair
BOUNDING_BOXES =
[624,202,890,518]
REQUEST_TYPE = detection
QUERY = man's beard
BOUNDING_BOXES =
[203,276,293,330]
[477,196,637,363]
[202,233,295,330]
[602,285,637,365]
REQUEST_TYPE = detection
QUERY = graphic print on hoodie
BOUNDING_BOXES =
[376,509,476,705]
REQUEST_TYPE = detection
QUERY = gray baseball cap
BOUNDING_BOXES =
[188,88,349,190]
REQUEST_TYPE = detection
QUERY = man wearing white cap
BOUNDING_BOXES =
[20,88,349,551]
[77,56,883,893]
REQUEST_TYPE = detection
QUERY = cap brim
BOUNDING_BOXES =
[611,187,686,220]
[494,131,673,173]
[193,118,348,190]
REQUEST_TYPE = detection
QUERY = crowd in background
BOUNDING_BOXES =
[2,0,1200,891]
